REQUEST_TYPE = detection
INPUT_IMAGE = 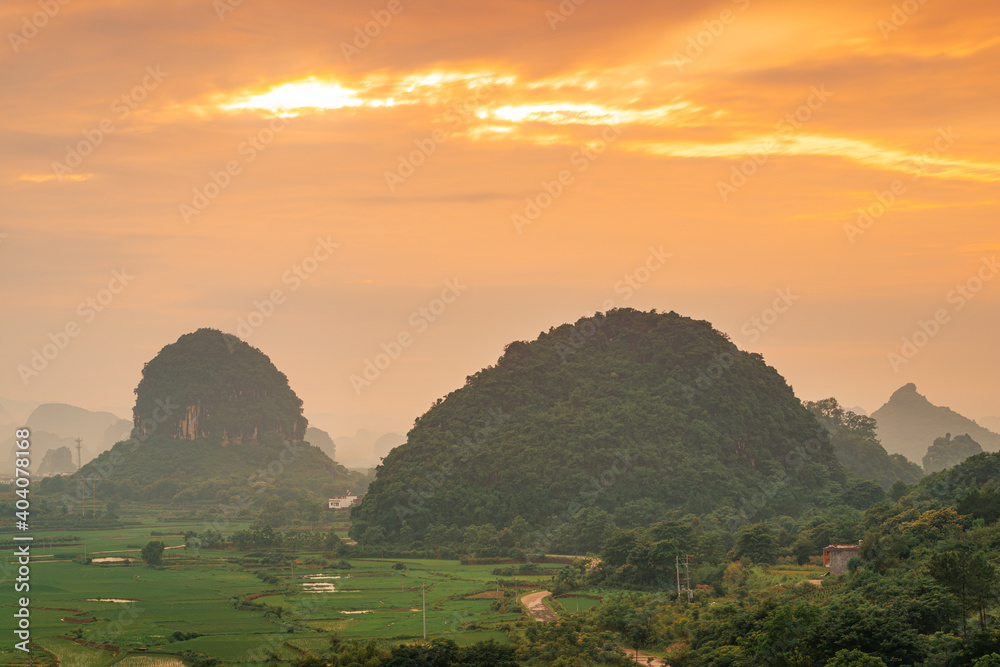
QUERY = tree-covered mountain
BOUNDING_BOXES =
[40,329,367,504]
[805,398,923,489]
[871,384,1000,464]
[351,309,849,547]
[132,328,307,443]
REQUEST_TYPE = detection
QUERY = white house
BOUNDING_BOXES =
[328,492,361,510]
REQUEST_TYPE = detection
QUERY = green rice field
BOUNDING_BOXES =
[1,513,575,665]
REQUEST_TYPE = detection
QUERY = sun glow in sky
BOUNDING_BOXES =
[2,0,999,435]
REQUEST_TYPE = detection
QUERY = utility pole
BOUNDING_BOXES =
[76,437,84,517]
[685,554,693,602]
[92,478,97,519]
[675,553,681,601]
[422,583,426,640]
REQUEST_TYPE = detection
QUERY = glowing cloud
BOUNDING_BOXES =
[223,78,374,115]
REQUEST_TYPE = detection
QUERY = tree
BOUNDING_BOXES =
[105,499,121,519]
[825,648,888,666]
[458,639,518,666]
[929,549,997,634]
[958,487,1000,524]
[791,535,818,565]
[141,540,166,566]
[888,481,910,502]
[842,479,885,510]
[967,551,998,631]
[733,523,778,564]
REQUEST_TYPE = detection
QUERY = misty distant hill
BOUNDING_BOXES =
[38,446,75,475]
[304,426,337,462]
[3,430,79,474]
[27,403,130,455]
[0,397,39,424]
[980,416,1000,433]
[332,429,406,468]
[923,433,982,474]
[3,403,131,473]
[871,384,1000,464]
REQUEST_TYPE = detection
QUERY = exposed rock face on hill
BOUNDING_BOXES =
[132,328,307,444]
[923,433,983,474]
[352,309,847,544]
[871,384,1000,464]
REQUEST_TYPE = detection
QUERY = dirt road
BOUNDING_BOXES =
[520,590,558,622]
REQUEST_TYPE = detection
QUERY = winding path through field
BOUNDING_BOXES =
[520,590,558,622]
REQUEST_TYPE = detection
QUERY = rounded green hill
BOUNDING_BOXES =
[352,308,847,545]
[132,328,307,443]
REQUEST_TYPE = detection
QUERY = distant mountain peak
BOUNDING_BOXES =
[887,383,926,403]
[873,385,1000,463]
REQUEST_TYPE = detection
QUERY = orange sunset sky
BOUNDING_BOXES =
[1,0,998,435]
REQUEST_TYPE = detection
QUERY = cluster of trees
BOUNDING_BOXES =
[228,523,344,552]
[175,522,347,556]
[284,637,521,667]
[283,632,631,667]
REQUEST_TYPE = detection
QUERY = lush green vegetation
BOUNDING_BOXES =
[37,431,369,509]
[0,506,564,666]
[353,309,849,550]
[806,398,923,489]
[529,451,1000,666]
